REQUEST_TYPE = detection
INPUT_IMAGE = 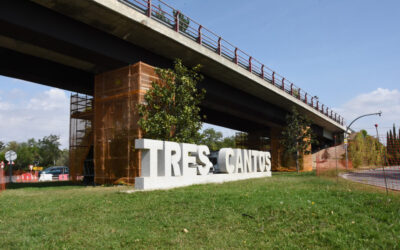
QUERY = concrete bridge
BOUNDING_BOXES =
[0,0,346,183]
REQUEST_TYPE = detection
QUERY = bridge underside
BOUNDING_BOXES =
[0,0,339,183]
[0,0,295,131]
[67,62,314,184]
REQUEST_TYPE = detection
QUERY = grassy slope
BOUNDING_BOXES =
[0,173,399,249]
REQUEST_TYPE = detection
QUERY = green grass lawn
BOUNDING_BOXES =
[0,172,399,249]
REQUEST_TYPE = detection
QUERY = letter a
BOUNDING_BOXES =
[234,149,244,173]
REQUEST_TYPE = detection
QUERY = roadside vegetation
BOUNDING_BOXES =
[386,124,400,165]
[0,173,399,249]
[348,130,384,168]
[280,107,315,172]
[0,135,67,171]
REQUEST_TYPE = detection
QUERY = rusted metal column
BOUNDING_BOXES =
[272,72,275,85]
[234,48,238,64]
[175,11,180,32]
[249,57,252,72]
[217,37,221,55]
[261,65,264,79]
[147,0,151,17]
[198,25,202,44]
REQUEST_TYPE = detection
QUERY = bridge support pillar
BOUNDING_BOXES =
[247,130,269,151]
[270,127,312,172]
[93,62,158,184]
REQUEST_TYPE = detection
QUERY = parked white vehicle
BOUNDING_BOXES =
[39,173,53,182]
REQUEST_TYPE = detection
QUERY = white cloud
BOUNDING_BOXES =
[0,98,12,111]
[28,88,68,111]
[0,88,70,148]
[335,88,400,136]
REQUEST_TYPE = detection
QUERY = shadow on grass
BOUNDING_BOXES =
[5,181,87,190]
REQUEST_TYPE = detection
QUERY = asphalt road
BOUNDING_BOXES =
[341,166,400,191]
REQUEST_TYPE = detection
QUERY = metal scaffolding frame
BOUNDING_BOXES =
[69,93,94,183]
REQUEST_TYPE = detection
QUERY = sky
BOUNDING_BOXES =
[1,0,400,148]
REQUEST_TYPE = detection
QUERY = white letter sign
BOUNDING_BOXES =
[134,139,272,190]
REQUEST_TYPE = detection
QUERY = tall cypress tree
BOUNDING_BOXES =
[387,124,400,166]
[389,129,394,165]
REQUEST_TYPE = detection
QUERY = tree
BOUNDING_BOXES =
[55,149,69,166]
[386,124,400,166]
[0,135,65,170]
[280,107,314,172]
[38,135,61,167]
[221,136,236,149]
[173,10,190,32]
[197,128,236,151]
[321,148,330,160]
[152,5,190,32]
[6,141,19,152]
[349,130,384,168]
[154,5,171,24]
[0,141,5,163]
[138,59,205,144]
[198,128,223,151]
[14,140,40,170]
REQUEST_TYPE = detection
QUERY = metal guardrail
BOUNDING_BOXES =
[120,0,345,126]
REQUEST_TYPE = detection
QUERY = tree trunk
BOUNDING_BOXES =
[296,150,299,173]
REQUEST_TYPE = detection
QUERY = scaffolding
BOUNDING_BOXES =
[69,94,94,183]
[94,64,147,185]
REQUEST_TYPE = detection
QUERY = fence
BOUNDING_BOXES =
[0,169,72,193]
[316,135,400,193]
[119,0,344,126]
[0,168,5,192]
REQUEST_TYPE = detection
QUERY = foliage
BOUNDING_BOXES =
[138,59,205,144]
[38,135,62,167]
[280,107,315,172]
[348,130,384,168]
[173,10,190,32]
[221,136,236,149]
[386,124,400,165]
[153,5,170,24]
[233,132,249,149]
[55,149,70,166]
[197,128,235,151]
[0,135,66,170]
[6,141,19,152]
[1,173,400,249]
[321,148,330,160]
[292,88,300,99]
[12,139,40,170]
[153,5,190,32]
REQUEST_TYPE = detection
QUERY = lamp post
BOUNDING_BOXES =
[374,123,389,195]
[344,111,382,169]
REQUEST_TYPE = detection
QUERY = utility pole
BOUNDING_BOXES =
[375,124,389,195]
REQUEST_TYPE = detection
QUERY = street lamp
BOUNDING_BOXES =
[344,111,382,169]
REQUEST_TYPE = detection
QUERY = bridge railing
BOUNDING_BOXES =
[120,0,344,126]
